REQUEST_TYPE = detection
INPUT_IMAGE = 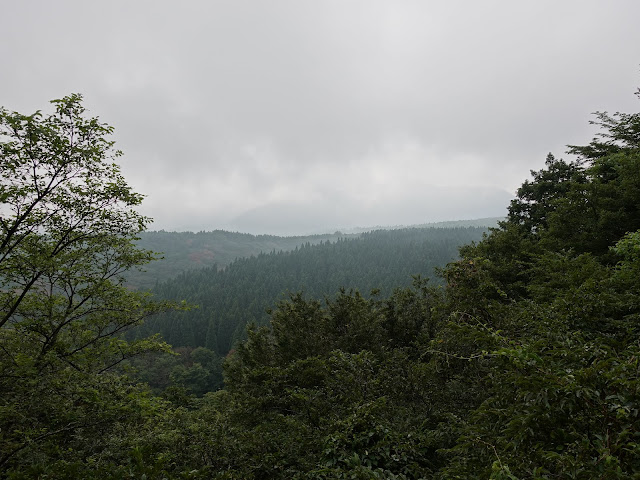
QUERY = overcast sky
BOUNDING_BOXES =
[2,1,639,234]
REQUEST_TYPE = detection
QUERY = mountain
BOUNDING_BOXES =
[127,230,357,290]
[136,225,490,355]
[128,218,502,290]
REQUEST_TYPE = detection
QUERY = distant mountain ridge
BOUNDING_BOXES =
[128,230,358,289]
[338,217,503,233]
[224,186,512,235]
[138,224,491,355]
[128,218,502,289]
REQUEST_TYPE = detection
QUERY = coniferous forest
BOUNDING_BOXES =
[1,90,640,478]
[138,227,489,354]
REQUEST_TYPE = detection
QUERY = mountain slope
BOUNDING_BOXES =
[137,226,489,355]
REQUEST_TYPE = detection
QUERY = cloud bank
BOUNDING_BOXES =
[2,1,639,233]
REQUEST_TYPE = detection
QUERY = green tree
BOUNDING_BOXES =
[507,153,585,235]
[0,95,173,474]
[435,89,640,479]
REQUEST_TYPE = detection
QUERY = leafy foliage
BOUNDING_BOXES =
[434,89,640,478]
[0,95,174,475]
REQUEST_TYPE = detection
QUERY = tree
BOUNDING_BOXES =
[506,153,585,235]
[0,95,172,473]
[435,89,640,479]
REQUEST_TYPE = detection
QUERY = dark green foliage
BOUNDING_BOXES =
[143,282,445,478]
[126,219,502,291]
[140,227,488,357]
[434,90,640,478]
[128,346,223,396]
[127,229,362,290]
[507,153,585,235]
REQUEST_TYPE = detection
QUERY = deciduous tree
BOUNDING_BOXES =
[0,95,172,473]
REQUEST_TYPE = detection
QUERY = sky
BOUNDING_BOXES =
[1,1,639,235]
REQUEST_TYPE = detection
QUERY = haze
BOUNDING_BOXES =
[2,1,639,235]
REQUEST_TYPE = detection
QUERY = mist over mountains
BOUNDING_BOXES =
[222,186,512,235]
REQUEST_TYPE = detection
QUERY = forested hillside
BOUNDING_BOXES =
[3,91,640,479]
[126,218,501,290]
[126,230,357,290]
[135,226,488,356]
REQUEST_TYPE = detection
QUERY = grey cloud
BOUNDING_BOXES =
[221,185,514,236]
[1,1,639,234]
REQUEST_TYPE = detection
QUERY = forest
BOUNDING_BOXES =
[125,230,360,291]
[125,219,499,290]
[130,225,490,394]
[1,90,639,479]
[140,226,489,351]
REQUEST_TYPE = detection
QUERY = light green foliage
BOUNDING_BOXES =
[0,95,174,474]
